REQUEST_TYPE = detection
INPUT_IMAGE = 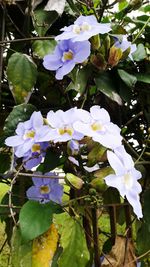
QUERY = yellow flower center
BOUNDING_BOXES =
[63,50,74,61]
[32,144,41,153]
[124,173,133,189]
[24,130,35,139]
[59,126,74,136]
[91,122,104,132]
[40,185,50,194]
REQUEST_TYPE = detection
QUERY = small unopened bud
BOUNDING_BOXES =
[65,173,84,190]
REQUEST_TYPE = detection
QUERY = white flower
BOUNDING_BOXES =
[38,107,90,143]
[73,105,122,149]
[104,146,143,219]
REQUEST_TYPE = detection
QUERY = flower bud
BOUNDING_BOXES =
[108,46,123,67]
[65,173,84,190]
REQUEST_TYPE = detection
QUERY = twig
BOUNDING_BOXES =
[18,172,65,179]
[124,111,143,127]
[0,4,6,105]
[132,15,150,43]
[135,135,149,164]
[8,164,23,225]
[92,208,101,267]
[0,36,55,45]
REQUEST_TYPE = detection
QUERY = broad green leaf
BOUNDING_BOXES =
[140,4,150,13]
[44,0,66,15]
[117,69,137,88]
[32,9,58,36]
[66,66,92,94]
[7,53,38,103]
[135,73,150,84]
[32,224,59,267]
[42,149,60,173]
[32,40,56,58]
[132,44,146,61]
[19,200,62,242]
[55,213,90,267]
[95,73,122,105]
[3,104,36,138]
[11,226,32,267]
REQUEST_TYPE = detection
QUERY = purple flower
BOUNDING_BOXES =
[114,35,137,60]
[73,105,122,149]
[55,15,111,42]
[43,39,91,80]
[23,142,49,170]
[5,111,50,158]
[104,146,143,219]
[26,172,63,204]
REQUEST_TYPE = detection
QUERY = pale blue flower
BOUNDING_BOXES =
[38,107,90,143]
[43,39,91,80]
[114,35,137,60]
[26,172,63,204]
[104,146,143,219]
[5,111,49,158]
[73,105,122,149]
[55,15,111,42]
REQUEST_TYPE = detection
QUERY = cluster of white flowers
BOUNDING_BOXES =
[5,105,142,218]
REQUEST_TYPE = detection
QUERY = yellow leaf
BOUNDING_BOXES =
[32,224,59,267]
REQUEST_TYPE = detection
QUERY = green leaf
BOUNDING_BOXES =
[19,200,62,242]
[0,152,11,173]
[32,40,56,58]
[3,104,36,138]
[135,73,150,84]
[66,66,92,94]
[7,53,38,103]
[118,0,128,11]
[117,69,137,88]
[132,44,146,61]
[95,73,122,105]
[143,189,150,226]
[32,9,58,36]
[55,213,90,267]
[11,226,32,267]
[42,149,60,173]
[136,222,150,255]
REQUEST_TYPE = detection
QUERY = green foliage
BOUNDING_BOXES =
[32,9,58,36]
[3,104,37,138]
[7,53,38,103]
[55,213,90,267]
[19,201,62,242]
[41,149,60,173]
[32,40,56,58]
[95,72,122,104]
[132,44,147,61]
[11,227,32,267]
[117,69,137,88]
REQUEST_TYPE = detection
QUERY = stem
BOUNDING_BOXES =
[132,16,150,43]
[0,4,6,106]
[92,208,101,267]
[109,206,116,245]
[0,36,55,45]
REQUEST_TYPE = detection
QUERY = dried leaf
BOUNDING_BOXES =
[101,236,136,267]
